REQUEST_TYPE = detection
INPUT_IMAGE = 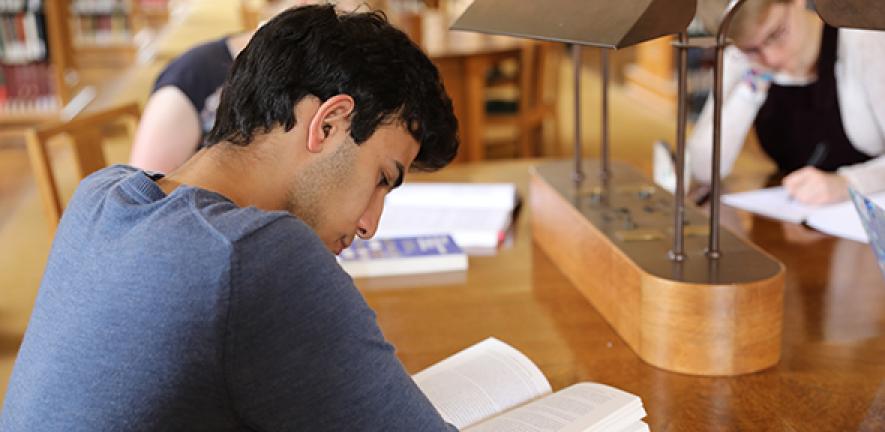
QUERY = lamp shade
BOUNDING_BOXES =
[450,0,697,49]
[815,0,885,31]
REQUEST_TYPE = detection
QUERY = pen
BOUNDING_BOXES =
[806,141,829,168]
[786,142,829,202]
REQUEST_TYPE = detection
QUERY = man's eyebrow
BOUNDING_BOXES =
[391,161,405,190]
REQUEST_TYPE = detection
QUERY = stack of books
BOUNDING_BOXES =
[337,234,467,278]
[338,182,518,279]
[374,182,518,251]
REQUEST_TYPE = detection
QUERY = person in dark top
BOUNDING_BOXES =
[0,5,459,430]
[129,31,251,173]
[690,0,885,205]
[129,1,364,174]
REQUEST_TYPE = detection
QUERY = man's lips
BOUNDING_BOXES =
[335,237,353,255]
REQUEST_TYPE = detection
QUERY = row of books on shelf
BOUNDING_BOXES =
[72,13,131,44]
[0,11,47,63]
[0,0,41,14]
[71,0,130,14]
[0,61,58,113]
[136,0,168,12]
[337,182,518,279]
[71,0,170,14]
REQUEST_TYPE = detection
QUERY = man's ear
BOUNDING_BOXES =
[306,94,355,153]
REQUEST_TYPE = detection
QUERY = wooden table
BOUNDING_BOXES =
[389,10,524,162]
[358,159,885,431]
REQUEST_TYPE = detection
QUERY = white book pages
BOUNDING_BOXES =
[413,338,552,430]
[375,206,511,250]
[806,192,885,243]
[724,187,885,243]
[619,421,650,432]
[376,183,517,250]
[722,186,815,224]
[464,383,644,432]
[385,183,517,209]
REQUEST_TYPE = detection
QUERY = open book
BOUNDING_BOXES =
[414,338,648,432]
[375,183,518,252]
[723,186,885,243]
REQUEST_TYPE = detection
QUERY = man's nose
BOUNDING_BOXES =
[356,192,385,239]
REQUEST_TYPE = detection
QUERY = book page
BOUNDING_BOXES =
[376,183,518,250]
[385,183,517,209]
[722,186,816,224]
[375,206,512,249]
[463,383,645,432]
[413,338,552,430]
[806,191,885,243]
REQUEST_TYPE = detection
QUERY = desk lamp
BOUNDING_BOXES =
[452,0,786,376]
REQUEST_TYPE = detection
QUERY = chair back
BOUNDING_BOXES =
[486,40,559,158]
[25,102,141,234]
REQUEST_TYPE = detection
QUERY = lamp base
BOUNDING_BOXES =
[530,160,784,376]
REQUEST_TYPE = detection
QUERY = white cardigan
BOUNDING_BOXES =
[688,28,885,194]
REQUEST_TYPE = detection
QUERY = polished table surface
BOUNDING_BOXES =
[357,159,885,431]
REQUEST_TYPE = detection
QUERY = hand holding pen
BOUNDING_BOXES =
[783,142,849,205]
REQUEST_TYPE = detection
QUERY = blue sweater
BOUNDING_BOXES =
[0,165,454,431]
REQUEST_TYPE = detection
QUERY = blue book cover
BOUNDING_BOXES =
[850,188,885,277]
[338,234,468,278]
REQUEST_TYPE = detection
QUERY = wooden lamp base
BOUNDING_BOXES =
[530,160,784,376]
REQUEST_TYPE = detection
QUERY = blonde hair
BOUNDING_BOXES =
[697,0,793,42]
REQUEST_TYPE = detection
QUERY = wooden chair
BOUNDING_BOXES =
[25,102,141,234]
[485,40,560,158]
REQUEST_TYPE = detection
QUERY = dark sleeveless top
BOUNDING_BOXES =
[754,25,872,174]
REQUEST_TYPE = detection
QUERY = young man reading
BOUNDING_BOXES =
[1,5,459,431]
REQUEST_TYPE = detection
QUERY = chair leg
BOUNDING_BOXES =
[70,129,107,179]
[25,130,63,235]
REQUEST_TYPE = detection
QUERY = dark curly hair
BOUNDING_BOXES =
[205,4,459,171]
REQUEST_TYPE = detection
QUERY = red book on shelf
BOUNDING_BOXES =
[7,64,19,103]
[0,66,7,107]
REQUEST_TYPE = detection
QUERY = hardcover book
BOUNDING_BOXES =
[850,188,885,277]
[338,234,467,278]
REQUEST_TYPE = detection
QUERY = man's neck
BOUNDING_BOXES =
[156,141,290,212]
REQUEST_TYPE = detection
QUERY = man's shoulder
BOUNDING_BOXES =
[73,164,141,202]
[194,199,329,261]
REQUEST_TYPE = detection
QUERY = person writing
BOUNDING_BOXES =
[1,5,459,430]
[689,0,885,205]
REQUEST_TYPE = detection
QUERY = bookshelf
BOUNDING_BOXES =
[68,0,175,67]
[0,0,87,125]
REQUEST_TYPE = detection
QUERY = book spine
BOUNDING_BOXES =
[0,64,8,110]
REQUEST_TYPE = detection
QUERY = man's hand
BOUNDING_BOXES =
[782,166,849,205]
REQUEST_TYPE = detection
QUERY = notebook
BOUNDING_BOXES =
[722,186,885,243]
